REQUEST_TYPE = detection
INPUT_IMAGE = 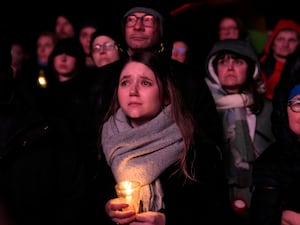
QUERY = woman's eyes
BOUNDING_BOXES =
[119,80,153,86]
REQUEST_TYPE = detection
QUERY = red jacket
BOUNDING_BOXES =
[260,19,300,100]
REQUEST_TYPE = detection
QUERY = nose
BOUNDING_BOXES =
[226,60,234,70]
[133,18,144,30]
[99,47,105,53]
[61,54,67,61]
[129,82,139,96]
[282,40,290,47]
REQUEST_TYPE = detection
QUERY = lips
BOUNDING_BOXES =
[58,64,67,70]
[128,102,142,106]
[130,35,147,41]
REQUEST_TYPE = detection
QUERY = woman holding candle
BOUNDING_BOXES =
[100,51,231,225]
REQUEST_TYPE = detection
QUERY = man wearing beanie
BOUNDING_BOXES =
[121,0,170,56]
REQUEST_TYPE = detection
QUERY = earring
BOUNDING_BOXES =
[116,44,124,53]
[157,42,165,54]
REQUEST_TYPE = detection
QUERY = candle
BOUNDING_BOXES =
[115,180,141,212]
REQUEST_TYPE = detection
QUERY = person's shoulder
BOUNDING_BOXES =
[255,141,281,164]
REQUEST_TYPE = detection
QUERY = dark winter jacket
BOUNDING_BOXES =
[251,53,300,225]
[0,78,92,225]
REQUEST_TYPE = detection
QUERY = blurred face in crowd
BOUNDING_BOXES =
[272,29,300,61]
[37,34,56,64]
[79,26,96,55]
[11,43,25,75]
[124,12,161,54]
[53,53,77,82]
[288,94,300,141]
[118,61,163,127]
[218,17,239,40]
[91,35,120,67]
[171,41,188,63]
[217,54,248,94]
[55,16,75,39]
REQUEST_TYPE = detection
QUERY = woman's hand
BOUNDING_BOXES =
[105,198,136,224]
[105,199,166,225]
[130,211,166,225]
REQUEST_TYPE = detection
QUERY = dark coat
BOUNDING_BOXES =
[251,53,300,225]
[0,79,91,225]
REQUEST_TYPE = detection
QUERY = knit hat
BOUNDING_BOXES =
[50,38,85,59]
[48,37,86,70]
[91,26,122,46]
[288,84,300,100]
[78,19,98,32]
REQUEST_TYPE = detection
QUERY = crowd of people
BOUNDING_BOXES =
[1,1,300,225]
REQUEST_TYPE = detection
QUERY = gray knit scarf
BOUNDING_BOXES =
[206,78,256,187]
[101,105,183,212]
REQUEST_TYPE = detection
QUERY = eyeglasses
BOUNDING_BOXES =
[172,47,187,53]
[125,14,156,27]
[288,99,300,112]
[92,42,116,53]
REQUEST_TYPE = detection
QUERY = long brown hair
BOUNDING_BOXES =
[101,51,196,180]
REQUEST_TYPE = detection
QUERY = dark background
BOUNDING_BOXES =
[2,0,299,62]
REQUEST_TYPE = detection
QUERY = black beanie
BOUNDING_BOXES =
[48,37,86,74]
[50,38,85,61]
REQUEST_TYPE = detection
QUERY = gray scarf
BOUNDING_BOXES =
[101,105,183,212]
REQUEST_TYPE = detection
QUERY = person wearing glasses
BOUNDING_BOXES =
[217,15,249,41]
[171,39,190,64]
[90,28,122,68]
[251,50,300,225]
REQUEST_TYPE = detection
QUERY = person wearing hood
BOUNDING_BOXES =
[260,19,300,100]
[251,48,300,225]
[205,39,275,223]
